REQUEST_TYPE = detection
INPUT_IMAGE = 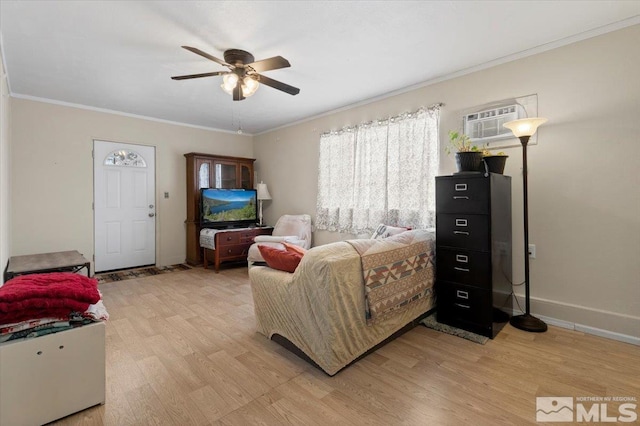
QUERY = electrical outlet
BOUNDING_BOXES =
[164,192,169,199]
[528,244,536,259]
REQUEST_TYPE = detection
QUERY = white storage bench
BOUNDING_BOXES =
[0,321,106,425]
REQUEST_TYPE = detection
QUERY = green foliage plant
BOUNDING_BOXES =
[446,130,478,154]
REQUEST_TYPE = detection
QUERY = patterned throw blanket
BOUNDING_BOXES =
[347,230,435,325]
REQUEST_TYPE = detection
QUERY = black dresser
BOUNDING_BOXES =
[435,173,512,338]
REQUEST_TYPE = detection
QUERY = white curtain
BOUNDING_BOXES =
[316,105,440,234]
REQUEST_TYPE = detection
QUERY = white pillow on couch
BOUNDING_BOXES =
[370,224,409,239]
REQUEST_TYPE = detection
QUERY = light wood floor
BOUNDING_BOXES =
[52,267,639,426]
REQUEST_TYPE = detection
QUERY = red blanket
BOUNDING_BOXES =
[0,273,100,323]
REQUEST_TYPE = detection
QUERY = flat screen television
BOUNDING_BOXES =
[200,188,257,228]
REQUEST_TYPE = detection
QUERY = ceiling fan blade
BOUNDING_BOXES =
[233,83,245,101]
[181,46,231,68]
[255,74,300,96]
[247,56,290,73]
[171,71,225,80]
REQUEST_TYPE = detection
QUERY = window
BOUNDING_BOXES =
[316,105,440,234]
[104,149,146,167]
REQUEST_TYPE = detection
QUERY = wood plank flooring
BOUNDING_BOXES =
[51,267,639,425]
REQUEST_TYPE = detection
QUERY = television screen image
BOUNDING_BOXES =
[201,188,257,226]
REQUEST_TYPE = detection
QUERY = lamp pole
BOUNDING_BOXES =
[520,135,532,316]
[503,118,548,333]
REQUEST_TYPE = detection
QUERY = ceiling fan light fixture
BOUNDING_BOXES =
[221,73,239,94]
[173,46,299,101]
[241,76,259,97]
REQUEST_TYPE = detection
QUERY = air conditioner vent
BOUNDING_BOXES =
[464,104,521,142]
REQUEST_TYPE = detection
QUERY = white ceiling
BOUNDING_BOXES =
[1,1,639,134]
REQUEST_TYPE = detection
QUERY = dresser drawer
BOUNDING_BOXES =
[436,177,489,214]
[217,232,241,246]
[238,231,258,243]
[436,214,489,251]
[217,244,249,260]
[238,228,271,243]
[436,248,490,289]
[436,281,492,326]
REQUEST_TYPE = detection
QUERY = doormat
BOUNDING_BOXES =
[421,314,489,345]
[95,264,191,284]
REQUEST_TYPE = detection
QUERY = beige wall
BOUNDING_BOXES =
[254,25,640,338]
[6,25,639,338]
[0,50,10,281]
[10,99,253,269]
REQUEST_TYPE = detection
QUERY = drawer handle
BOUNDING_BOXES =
[37,351,43,355]
[454,267,470,272]
[228,249,233,253]
[454,303,471,309]
[456,254,468,263]
[453,231,469,236]
[226,236,233,241]
[453,196,469,200]
[455,219,468,227]
[456,290,469,299]
[455,184,467,191]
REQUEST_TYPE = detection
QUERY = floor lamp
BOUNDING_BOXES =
[503,117,548,333]
[256,181,272,227]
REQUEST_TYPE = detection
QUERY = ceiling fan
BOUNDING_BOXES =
[171,46,300,101]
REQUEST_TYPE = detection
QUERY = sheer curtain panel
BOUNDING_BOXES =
[316,105,440,234]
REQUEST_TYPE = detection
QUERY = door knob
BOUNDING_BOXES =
[149,213,155,217]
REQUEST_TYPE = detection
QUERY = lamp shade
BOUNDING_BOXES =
[221,73,239,95]
[503,117,548,137]
[242,76,259,97]
[256,182,272,200]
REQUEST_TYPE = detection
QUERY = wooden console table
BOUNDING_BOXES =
[4,250,91,281]
[202,227,273,272]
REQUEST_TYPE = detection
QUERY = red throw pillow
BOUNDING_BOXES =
[258,245,303,273]
[282,242,307,257]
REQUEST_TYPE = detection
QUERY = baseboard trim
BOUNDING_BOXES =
[530,313,640,346]
[574,323,640,346]
[534,314,575,331]
[511,294,640,346]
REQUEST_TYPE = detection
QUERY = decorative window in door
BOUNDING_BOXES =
[104,150,147,167]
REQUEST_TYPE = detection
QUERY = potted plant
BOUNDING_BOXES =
[446,130,482,173]
[482,148,509,174]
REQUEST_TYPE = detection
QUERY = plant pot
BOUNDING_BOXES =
[483,155,508,174]
[455,151,483,173]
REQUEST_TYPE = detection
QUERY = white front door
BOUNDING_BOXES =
[94,140,156,272]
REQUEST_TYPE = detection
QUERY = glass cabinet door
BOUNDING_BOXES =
[215,162,238,188]
[197,160,211,189]
[240,164,252,189]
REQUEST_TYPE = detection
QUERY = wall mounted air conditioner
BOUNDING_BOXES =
[463,104,523,143]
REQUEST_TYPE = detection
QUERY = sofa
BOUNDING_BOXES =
[248,229,435,375]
